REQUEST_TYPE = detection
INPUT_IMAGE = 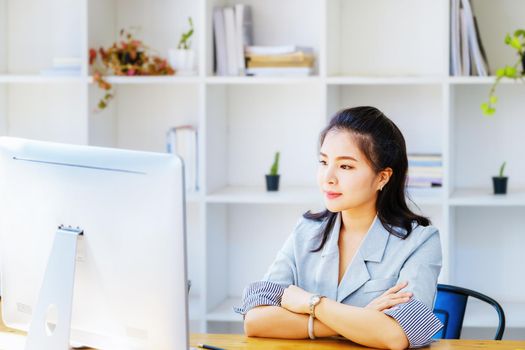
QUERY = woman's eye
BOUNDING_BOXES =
[341,165,353,170]
[319,160,327,165]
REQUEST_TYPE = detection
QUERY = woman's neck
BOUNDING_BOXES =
[340,204,377,237]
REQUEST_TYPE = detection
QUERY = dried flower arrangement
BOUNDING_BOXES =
[89,28,175,111]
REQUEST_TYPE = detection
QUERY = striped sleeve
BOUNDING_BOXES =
[233,280,286,317]
[383,298,443,348]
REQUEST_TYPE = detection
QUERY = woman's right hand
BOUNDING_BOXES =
[364,281,413,312]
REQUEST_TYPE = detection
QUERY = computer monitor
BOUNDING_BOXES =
[0,137,189,350]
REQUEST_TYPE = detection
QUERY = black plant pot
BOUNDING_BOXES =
[492,176,508,195]
[266,174,280,191]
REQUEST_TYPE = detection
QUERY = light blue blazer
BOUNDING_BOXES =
[262,212,442,310]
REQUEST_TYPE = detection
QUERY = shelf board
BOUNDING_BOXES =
[450,188,525,206]
[206,186,322,204]
[206,297,243,322]
[463,299,525,328]
[87,75,199,84]
[448,76,524,85]
[205,76,321,85]
[326,76,444,85]
[0,74,85,83]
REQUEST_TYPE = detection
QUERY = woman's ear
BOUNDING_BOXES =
[378,167,393,190]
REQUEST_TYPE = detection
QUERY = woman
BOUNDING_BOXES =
[234,106,443,350]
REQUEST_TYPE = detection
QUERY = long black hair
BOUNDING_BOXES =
[304,106,430,252]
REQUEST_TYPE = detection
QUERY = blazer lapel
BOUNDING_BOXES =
[314,213,341,301]
[336,215,390,303]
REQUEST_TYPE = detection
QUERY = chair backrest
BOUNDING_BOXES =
[432,284,506,340]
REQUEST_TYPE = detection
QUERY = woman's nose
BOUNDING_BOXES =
[325,167,337,185]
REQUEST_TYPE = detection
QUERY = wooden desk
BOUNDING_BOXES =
[2,317,524,349]
[190,334,525,350]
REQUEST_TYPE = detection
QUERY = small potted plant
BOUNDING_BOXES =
[169,17,196,75]
[266,152,280,192]
[481,29,525,116]
[493,161,508,195]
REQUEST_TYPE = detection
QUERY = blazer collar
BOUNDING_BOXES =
[318,212,391,302]
[321,212,389,262]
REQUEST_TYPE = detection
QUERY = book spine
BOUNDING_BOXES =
[213,7,227,76]
[223,6,238,76]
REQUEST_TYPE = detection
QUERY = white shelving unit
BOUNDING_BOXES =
[1,0,524,338]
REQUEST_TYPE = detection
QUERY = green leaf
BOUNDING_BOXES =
[489,95,498,105]
[505,33,512,45]
[270,152,280,175]
[496,68,505,77]
[481,102,496,116]
[510,36,522,50]
[505,65,517,78]
[514,29,525,38]
[499,161,506,177]
[480,103,490,115]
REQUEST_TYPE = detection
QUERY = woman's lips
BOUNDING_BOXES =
[325,191,342,199]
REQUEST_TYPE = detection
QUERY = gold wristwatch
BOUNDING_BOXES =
[309,294,325,318]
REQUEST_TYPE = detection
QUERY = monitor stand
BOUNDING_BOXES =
[25,225,83,350]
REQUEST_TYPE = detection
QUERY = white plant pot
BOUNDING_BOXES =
[169,49,196,75]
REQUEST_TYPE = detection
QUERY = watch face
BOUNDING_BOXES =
[311,295,320,305]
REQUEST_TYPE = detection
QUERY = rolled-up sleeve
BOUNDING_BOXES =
[385,226,444,347]
[233,220,301,316]
[384,298,443,348]
[233,280,286,316]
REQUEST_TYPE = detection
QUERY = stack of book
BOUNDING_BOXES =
[213,4,253,76]
[450,0,490,76]
[245,46,314,77]
[407,154,443,188]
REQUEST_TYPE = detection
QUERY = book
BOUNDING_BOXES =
[409,167,443,174]
[234,4,253,76]
[408,161,443,167]
[460,8,470,75]
[461,0,488,76]
[247,60,313,68]
[408,154,442,162]
[245,45,313,56]
[223,6,238,76]
[473,14,490,75]
[247,51,314,63]
[450,0,461,76]
[246,67,313,77]
[407,180,443,188]
[213,7,228,76]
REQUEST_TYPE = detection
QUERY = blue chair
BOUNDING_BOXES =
[432,284,505,340]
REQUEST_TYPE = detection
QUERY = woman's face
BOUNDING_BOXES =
[317,129,386,213]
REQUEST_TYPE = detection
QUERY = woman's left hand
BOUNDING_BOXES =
[281,285,313,314]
